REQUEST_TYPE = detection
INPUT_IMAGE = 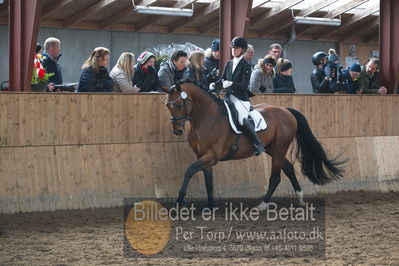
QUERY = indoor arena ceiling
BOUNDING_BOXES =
[0,0,380,43]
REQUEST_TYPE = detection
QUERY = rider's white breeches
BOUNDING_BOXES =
[230,95,250,126]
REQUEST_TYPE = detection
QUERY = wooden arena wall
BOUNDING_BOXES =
[0,93,398,213]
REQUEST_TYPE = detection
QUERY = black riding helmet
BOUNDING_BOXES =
[230,37,248,53]
[312,51,327,65]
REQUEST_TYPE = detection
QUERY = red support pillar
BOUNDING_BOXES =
[9,0,42,91]
[380,0,399,94]
[219,0,252,70]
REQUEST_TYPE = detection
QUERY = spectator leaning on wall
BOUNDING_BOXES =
[358,57,387,94]
[78,47,113,92]
[158,50,188,89]
[42,37,63,86]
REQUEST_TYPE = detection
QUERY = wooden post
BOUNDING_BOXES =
[219,0,252,70]
[9,0,42,91]
[380,0,399,94]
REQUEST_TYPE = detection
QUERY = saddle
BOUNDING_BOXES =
[223,99,267,134]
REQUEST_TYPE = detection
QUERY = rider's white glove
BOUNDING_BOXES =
[209,82,216,91]
[222,80,233,88]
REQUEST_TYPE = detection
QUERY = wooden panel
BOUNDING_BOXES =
[1,94,399,213]
[1,136,399,213]
[0,94,397,148]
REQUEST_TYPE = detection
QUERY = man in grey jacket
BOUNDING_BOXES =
[158,50,188,89]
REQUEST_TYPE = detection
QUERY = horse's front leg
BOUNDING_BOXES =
[176,157,213,206]
[203,167,214,209]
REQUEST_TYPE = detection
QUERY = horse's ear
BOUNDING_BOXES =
[175,83,182,92]
[167,86,175,94]
[160,86,170,93]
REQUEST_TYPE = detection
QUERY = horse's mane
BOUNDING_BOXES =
[179,81,226,114]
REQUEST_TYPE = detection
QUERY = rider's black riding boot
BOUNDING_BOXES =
[242,118,265,156]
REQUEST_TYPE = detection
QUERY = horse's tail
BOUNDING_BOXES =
[287,107,346,185]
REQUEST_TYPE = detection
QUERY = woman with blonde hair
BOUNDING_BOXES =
[110,52,139,92]
[272,58,296,93]
[249,55,275,93]
[78,47,113,92]
[182,51,208,90]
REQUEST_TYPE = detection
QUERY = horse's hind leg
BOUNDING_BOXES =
[257,148,284,211]
[282,159,305,206]
[203,167,214,209]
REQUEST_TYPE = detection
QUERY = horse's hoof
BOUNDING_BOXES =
[297,200,306,207]
[255,201,268,212]
[295,191,306,207]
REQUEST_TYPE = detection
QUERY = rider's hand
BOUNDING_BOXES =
[222,80,233,88]
[209,82,216,91]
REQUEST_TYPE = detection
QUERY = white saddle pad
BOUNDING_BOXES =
[223,101,267,134]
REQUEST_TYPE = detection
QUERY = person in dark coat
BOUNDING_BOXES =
[211,36,264,156]
[358,57,387,94]
[183,51,208,90]
[41,37,63,85]
[133,51,160,92]
[310,51,331,93]
[204,39,220,84]
[273,58,296,93]
[325,49,344,93]
[339,63,362,94]
[78,47,113,92]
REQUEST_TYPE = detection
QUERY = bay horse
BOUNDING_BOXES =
[164,82,345,210]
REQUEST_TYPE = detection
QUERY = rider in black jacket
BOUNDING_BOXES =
[211,37,264,156]
[310,51,330,93]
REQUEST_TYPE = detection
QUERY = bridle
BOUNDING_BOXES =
[165,92,193,122]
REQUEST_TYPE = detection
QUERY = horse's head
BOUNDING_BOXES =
[164,83,193,136]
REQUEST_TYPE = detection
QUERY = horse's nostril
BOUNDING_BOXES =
[174,130,183,136]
